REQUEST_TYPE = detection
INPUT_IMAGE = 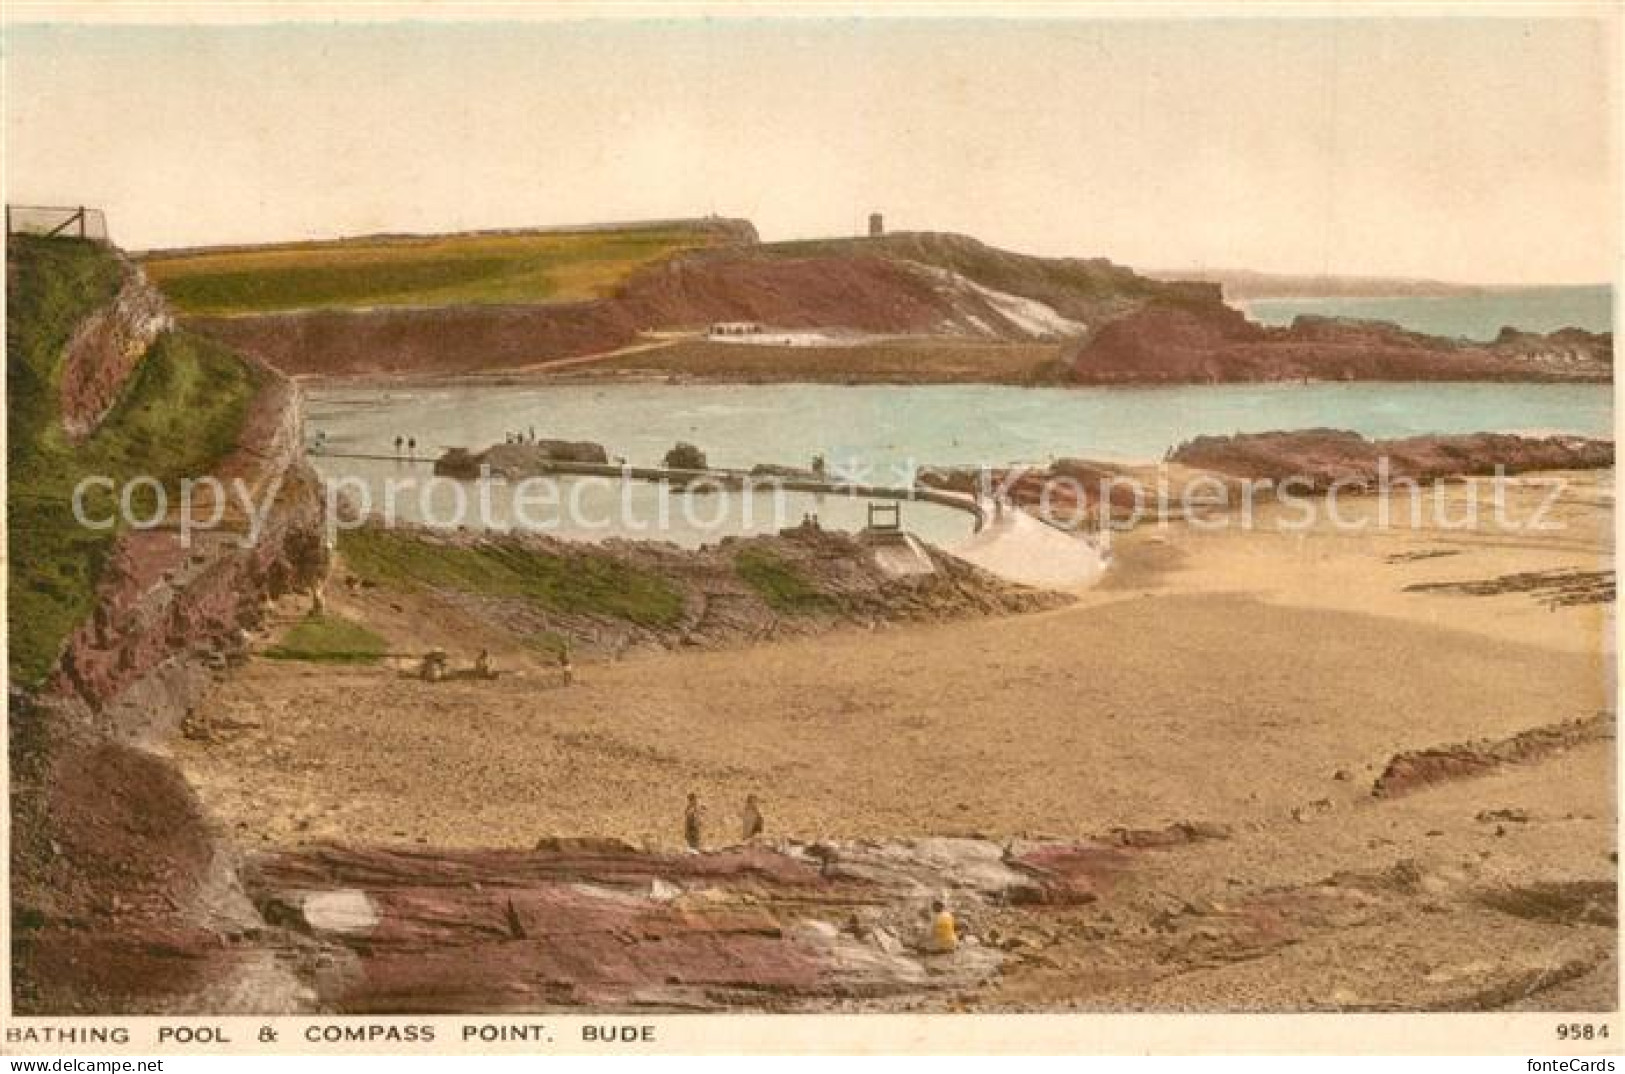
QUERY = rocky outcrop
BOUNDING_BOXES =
[238,836,1125,1012]
[615,246,1105,340]
[1403,568,1613,609]
[57,262,172,438]
[9,699,293,1014]
[1068,301,1612,384]
[1491,325,1614,370]
[749,230,1207,324]
[433,439,610,478]
[339,524,1069,660]
[1371,713,1614,798]
[1168,429,1614,490]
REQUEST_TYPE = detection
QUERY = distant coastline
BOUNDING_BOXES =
[1236,284,1613,343]
[1144,268,1501,301]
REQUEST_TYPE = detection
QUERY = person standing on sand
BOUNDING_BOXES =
[394,435,403,458]
[741,794,764,842]
[684,793,705,851]
[408,437,417,461]
[926,898,958,954]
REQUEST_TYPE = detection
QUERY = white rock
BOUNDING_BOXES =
[301,890,379,934]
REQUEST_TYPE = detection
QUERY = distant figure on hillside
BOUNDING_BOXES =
[741,794,764,842]
[684,792,705,851]
[559,642,574,686]
[474,648,494,679]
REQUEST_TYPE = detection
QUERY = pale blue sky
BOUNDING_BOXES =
[3,15,1616,283]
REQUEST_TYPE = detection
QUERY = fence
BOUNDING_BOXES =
[6,205,109,243]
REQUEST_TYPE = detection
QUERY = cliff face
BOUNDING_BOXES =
[176,224,1608,384]
[10,238,327,1014]
[750,230,1215,324]
[192,299,642,377]
[1067,300,1613,384]
[49,372,324,739]
[182,231,1192,378]
[57,263,172,438]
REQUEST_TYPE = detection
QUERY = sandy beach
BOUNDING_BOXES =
[176,471,1612,843]
[164,469,1615,1010]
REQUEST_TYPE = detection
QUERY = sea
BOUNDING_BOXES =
[1241,284,1612,342]
[306,283,1613,545]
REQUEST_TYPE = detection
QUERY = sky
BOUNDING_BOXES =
[3,12,1618,284]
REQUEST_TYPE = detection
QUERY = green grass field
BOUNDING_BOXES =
[143,224,731,316]
[338,528,685,629]
[734,547,834,614]
[264,613,388,664]
[8,236,259,685]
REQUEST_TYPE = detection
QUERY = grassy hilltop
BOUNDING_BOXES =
[142,221,749,316]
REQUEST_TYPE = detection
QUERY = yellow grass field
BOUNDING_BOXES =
[142,224,732,316]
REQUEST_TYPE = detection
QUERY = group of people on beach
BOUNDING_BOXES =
[392,435,418,460]
[684,791,762,850]
[505,426,539,445]
[682,790,959,954]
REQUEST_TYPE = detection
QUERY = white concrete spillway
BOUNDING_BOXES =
[948,502,1109,590]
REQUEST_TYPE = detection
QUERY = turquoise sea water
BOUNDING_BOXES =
[310,381,1612,473]
[1244,285,1612,342]
[308,380,1612,545]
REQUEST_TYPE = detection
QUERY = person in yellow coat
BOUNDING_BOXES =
[927,898,958,954]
